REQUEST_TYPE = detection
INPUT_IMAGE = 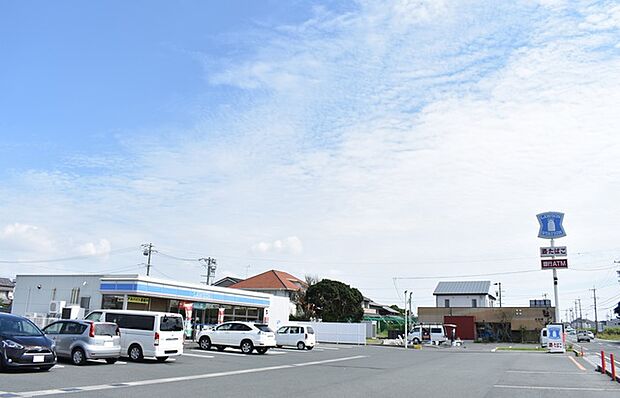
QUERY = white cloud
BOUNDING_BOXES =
[77,239,112,256]
[251,237,303,255]
[1,1,619,310]
[0,223,56,253]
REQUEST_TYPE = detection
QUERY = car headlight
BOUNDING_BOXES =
[3,339,24,350]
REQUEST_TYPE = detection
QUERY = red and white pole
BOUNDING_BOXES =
[610,353,616,381]
[601,351,606,374]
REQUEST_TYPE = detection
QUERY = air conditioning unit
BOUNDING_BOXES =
[49,300,66,314]
[61,305,84,320]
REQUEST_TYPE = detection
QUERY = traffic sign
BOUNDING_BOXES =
[541,259,568,269]
[537,212,566,239]
[540,246,567,257]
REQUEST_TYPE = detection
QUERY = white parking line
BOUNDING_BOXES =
[494,385,619,392]
[190,349,248,357]
[5,355,367,397]
[182,353,215,359]
[316,347,339,350]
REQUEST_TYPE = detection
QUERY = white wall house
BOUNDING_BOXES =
[433,281,496,308]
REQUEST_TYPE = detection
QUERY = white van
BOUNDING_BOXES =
[275,323,316,350]
[408,324,448,345]
[540,328,548,347]
[85,310,184,362]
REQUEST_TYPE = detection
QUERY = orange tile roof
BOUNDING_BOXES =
[229,270,306,291]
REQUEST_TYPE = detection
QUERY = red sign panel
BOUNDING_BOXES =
[541,259,568,269]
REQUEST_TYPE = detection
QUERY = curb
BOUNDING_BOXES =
[595,365,620,383]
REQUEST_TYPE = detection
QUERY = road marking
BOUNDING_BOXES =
[190,349,248,357]
[491,347,497,352]
[494,385,620,392]
[182,353,215,359]
[506,370,590,375]
[316,347,339,350]
[568,356,586,371]
[4,355,366,397]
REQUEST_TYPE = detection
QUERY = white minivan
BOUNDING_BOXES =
[85,310,184,362]
[275,323,316,350]
[408,324,448,345]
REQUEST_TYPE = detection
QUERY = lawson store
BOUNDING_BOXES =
[11,274,290,330]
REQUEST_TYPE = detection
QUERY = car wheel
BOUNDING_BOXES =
[240,340,254,354]
[156,356,168,362]
[256,348,268,354]
[216,346,225,351]
[307,346,314,351]
[71,348,87,366]
[297,341,306,350]
[199,336,212,350]
[105,358,118,364]
[276,345,283,348]
[128,344,144,362]
[412,338,420,344]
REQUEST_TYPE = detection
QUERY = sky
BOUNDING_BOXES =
[1,0,620,321]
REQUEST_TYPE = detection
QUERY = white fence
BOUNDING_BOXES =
[309,322,367,345]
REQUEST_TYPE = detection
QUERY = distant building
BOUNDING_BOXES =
[433,281,496,308]
[362,296,400,316]
[529,299,552,308]
[570,318,596,330]
[0,277,15,311]
[229,270,307,314]
[212,276,244,288]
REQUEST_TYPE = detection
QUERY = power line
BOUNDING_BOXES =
[0,247,138,264]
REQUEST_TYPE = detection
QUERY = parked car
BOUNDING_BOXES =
[85,310,184,362]
[196,321,276,354]
[0,313,56,371]
[577,330,591,342]
[540,328,548,347]
[408,324,447,345]
[275,323,316,350]
[42,320,121,365]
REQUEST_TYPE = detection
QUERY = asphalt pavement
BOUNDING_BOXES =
[1,343,619,398]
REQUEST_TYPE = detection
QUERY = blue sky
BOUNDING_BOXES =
[1,1,620,318]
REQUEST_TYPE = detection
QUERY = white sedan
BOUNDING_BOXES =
[196,322,276,354]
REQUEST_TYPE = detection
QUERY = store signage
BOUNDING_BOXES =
[541,259,568,269]
[127,296,149,304]
[540,246,567,257]
[537,212,566,239]
[546,323,565,353]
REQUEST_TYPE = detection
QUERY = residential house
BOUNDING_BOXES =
[212,276,244,288]
[229,270,307,314]
[434,281,496,308]
[0,278,15,312]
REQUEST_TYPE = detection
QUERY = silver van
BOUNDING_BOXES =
[43,320,121,365]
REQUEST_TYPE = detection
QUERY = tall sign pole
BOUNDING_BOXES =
[537,212,567,324]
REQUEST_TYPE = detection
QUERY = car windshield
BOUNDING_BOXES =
[160,316,184,332]
[254,324,273,332]
[0,317,43,337]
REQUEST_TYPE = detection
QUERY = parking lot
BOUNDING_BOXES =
[2,342,620,398]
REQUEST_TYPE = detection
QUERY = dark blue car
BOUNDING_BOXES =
[0,313,56,371]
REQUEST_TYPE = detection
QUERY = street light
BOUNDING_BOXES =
[493,282,502,307]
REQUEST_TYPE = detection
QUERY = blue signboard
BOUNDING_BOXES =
[546,323,565,353]
[537,212,566,239]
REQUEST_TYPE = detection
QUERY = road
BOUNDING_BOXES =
[1,343,619,397]
[571,336,620,370]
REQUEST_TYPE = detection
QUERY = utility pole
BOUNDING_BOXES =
[577,298,583,330]
[199,257,217,285]
[404,290,408,349]
[141,243,154,276]
[591,287,598,334]
[494,282,502,307]
[408,291,413,327]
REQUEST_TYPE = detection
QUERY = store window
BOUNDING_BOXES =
[102,295,124,310]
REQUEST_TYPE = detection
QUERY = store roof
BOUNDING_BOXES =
[0,278,15,288]
[433,281,493,296]
[229,270,306,291]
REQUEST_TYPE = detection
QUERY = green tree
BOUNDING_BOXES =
[291,274,319,321]
[306,279,364,322]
